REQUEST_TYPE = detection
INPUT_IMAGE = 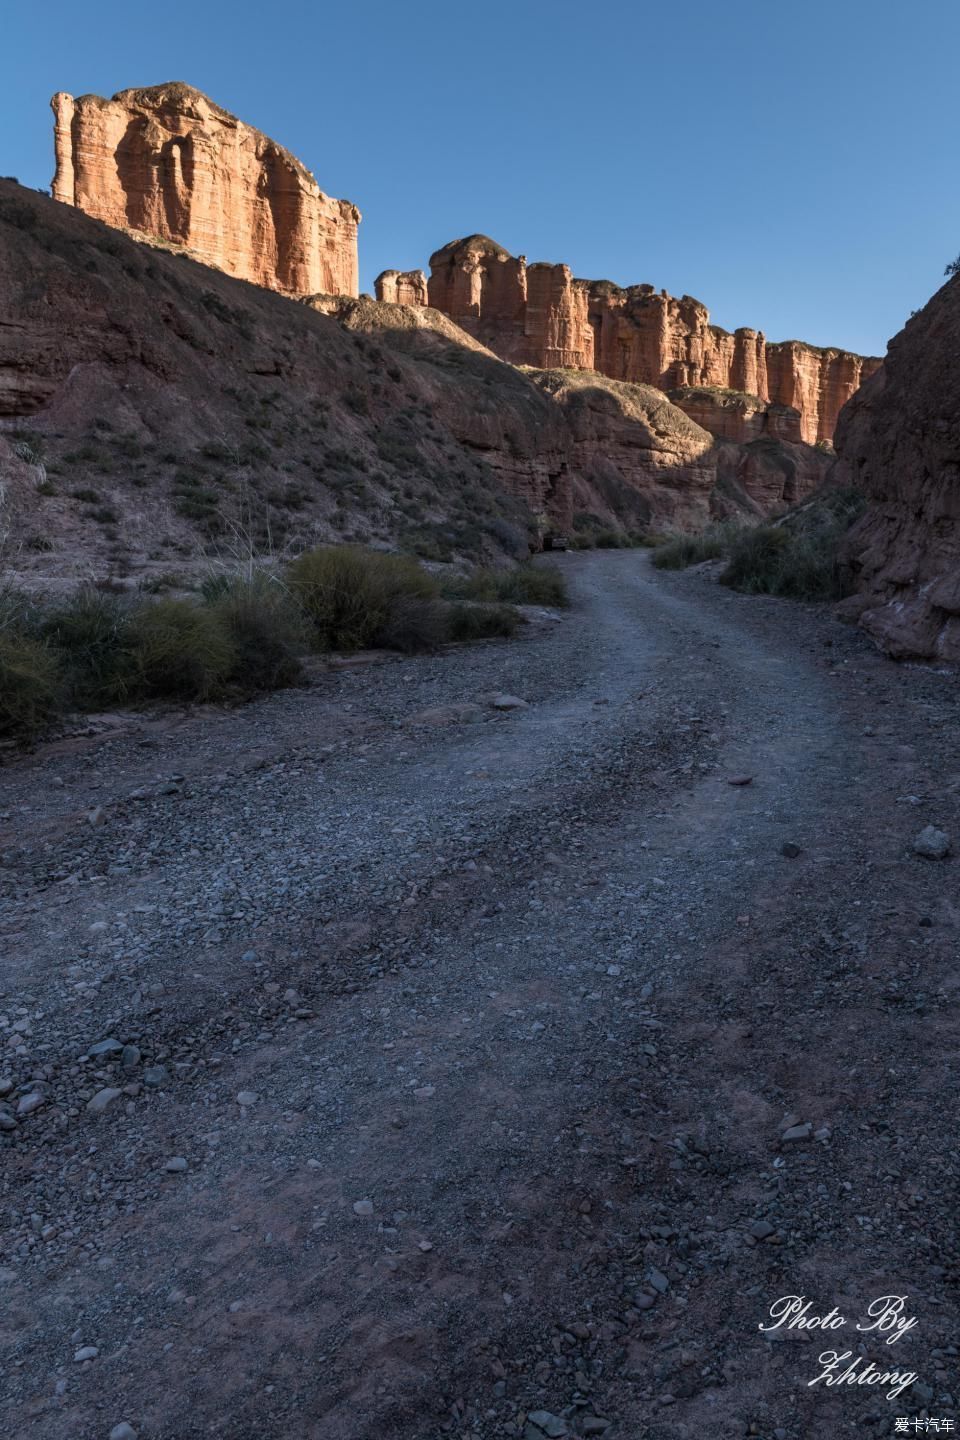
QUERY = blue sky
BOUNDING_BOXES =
[5,0,959,357]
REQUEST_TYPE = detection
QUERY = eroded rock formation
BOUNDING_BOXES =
[374,270,428,307]
[51,83,360,297]
[380,236,881,443]
[667,387,803,445]
[835,275,960,661]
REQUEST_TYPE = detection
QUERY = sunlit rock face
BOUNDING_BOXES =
[51,83,360,297]
[380,234,880,443]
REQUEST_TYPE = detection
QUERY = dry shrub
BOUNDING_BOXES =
[287,545,438,651]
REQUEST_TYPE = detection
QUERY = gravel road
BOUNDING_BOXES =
[2,550,958,1440]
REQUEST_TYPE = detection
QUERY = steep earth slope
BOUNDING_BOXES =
[835,272,960,661]
[0,181,560,579]
[0,182,832,583]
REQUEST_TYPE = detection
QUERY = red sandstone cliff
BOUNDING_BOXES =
[51,83,360,298]
[380,236,880,444]
[667,387,803,445]
[835,274,960,661]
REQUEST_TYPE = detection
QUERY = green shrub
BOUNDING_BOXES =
[0,632,61,740]
[39,588,135,708]
[207,576,306,689]
[126,599,236,700]
[651,527,734,570]
[446,602,520,641]
[720,526,791,593]
[449,564,567,608]
[721,488,867,600]
[375,597,450,654]
[287,545,438,651]
[592,528,628,549]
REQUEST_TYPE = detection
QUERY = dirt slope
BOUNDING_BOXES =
[2,551,957,1438]
[0,180,556,580]
[1,183,836,589]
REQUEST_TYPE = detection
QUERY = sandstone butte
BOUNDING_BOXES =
[835,269,960,662]
[51,83,360,298]
[375,235,882,445]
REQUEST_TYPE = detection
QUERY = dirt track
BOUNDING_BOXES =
[2,551,958,1440]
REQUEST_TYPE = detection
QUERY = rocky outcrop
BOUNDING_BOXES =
[51,83,360,297]
[374,270,428,307]
[835,275,960,661]
[527,372,830,530]
[381,236,880,443]
[667,387,803,444]
[530,371,717,531]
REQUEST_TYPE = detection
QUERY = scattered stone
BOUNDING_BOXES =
[0,1109,16,1132]
[582,1421,611,1436]
[781,1122,813,1144]
[352,1199,374,1216]
[412,703,484,726]
[17,1092,46,1117]
[489,693,528,711]
[780,842,802,858]
[88,1038,124,1058]
[0,1079,12,1097]
[526,1412,568,1438]
[913,825,951,860]
[750,1220,776,1240]
[73,1346,99,1362]
[163,1156,188,1172]
[109,1425,139,1440]
[647,1267,670,1293]
[87,1088,122,1116]
[143,1066,170,1088]
[86,807,106,827]
[121,1045,141,1069]
[236,1090,259,1107]
[727,775,754,787]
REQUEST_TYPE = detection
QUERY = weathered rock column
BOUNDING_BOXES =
[50,91,76,205]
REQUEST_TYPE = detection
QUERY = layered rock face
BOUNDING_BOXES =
[374,270,428,307]
[51,83,360,297]
[835,275,960,661]
[667,387,803,445]
[381,236,880,443]
[422,237,594,369]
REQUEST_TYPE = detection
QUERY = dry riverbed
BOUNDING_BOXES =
[1,550,958,1439]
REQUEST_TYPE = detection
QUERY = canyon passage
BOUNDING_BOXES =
[2,551,956,1439]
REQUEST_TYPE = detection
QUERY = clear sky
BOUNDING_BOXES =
[5,0,959,357]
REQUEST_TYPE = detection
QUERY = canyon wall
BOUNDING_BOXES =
[380,236,881,443]
[51,83,360,297]
[835,274,960,661]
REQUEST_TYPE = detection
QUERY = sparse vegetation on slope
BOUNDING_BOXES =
[0,547,558,743]
[444,563,568,608]
[650,488,867,600]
